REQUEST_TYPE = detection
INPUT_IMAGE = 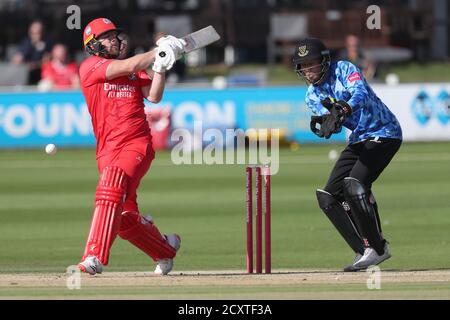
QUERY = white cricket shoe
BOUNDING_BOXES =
[343,253,364,272]
[78,255,103,275]
[353,243,391,270]
[154,234,181,276]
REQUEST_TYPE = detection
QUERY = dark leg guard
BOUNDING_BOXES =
[371,194,384,238]
[343,177,385,255]
[316,189,365,255]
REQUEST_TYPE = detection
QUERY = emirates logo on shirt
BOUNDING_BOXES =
[104,83,136,98]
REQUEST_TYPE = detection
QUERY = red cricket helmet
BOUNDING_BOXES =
[83,18,120,47]
[83,18,125,58]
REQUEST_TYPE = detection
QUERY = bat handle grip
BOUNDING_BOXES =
[159,51,166,58]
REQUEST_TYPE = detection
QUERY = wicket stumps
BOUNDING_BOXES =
[246,165,271,274]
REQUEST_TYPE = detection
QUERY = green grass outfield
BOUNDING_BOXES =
[0,142,449,299]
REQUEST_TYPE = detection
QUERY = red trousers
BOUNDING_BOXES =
[80,141,178,266]
[97,143,155,214]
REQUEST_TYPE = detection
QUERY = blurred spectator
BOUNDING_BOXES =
[337,34,376,81]
[153,31,186,84]
[145,106,171,150]
[11,20,52,85]
[39,43,79,90]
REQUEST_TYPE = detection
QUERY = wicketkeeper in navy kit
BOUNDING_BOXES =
[293,38,402,271]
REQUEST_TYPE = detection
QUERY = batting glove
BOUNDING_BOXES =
[156,35,186,60]
[152,55,166,73]
[152,45,176,73]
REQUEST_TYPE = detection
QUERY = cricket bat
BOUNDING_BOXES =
[158,26,220,57]
[182,25,221,53]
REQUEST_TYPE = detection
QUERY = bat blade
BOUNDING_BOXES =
[182,25,220,53]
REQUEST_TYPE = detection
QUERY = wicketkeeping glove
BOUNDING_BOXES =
[310,114,339,139]
[320,114,341,139]
[321,98,352,124]
[310,115,324,137]
[318,98,352,138]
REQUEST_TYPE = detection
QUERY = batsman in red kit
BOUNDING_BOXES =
[77,18,185,275]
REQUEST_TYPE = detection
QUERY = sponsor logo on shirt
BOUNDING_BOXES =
[104,83,136,98]
[348,72,361,82]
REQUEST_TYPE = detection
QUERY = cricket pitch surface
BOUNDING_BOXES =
[1,269,449,299]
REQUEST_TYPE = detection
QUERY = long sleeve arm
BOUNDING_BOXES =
[340,61,369,113]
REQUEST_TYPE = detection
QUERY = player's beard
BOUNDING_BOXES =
[117,33,130,60]
[104,45,120,59]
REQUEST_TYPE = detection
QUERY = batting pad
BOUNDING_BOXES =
[82,166,127,265]
[118,211,177,261]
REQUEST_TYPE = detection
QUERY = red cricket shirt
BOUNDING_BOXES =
[79,55,152,159]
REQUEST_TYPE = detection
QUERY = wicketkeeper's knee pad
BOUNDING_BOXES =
[343,177,369,198]
[316,189,339,209]
[82,166,127,265]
